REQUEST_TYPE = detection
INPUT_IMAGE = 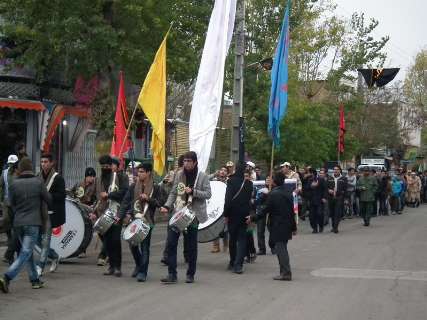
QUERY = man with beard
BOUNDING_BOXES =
[90,155,128,277]
[160,151,211,284]
[326,166,347,233]
[280,162,302,193]
[37,153,66,275]
[120,163,166,282]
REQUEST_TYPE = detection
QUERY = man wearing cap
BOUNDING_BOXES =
[280,162,302,193]
[357,167,378,226]
[90,155,128,276]
[0,157,52,293]
[70,167,97,206]
[0,155,20,264]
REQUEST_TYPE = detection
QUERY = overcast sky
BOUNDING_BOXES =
[333,0,427,82]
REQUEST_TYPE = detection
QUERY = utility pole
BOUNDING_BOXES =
[231,0,245,163]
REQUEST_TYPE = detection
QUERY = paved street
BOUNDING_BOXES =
[1,206,426,320]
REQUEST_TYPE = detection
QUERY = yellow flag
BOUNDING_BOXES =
[138,32,169,175]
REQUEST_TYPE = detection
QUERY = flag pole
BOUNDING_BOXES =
[118,101,139,156]
[269,141,275,191]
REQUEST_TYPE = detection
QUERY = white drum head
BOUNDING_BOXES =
[50,200,85,258]
[199,181,227,230]
[123,220,141,240]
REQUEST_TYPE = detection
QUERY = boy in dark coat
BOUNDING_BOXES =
[248,171,297,280]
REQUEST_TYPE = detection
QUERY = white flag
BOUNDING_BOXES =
[189,0,237,172]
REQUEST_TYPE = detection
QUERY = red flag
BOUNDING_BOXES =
[338,104,345,154]
[111,71,132,165]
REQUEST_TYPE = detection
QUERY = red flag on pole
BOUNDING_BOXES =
[111,71,132,165]
[338,104,345,154]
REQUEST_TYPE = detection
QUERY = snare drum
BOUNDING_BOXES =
[93,209,116,235]
[169,206,195,232]
[122,219,151,246]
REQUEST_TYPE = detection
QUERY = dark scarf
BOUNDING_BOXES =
[184,166,198,203]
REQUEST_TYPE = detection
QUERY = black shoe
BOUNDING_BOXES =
[233,266,244,274]
[312,230,318,234]
[103,268,114,276]
[136,273,147,282]
[0,276,9,293]
[185,275,194,283]
[273,273,292,281]
[114,269,122,277]
[257,250,266,256]
[333,229,338,234]
[227,263,233,271]
[161,275,177,284]
[131,267,139,278]
[160,258,168,266]
[319,228,324,233]
[31,280,44,289]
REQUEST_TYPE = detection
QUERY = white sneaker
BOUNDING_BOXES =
[49,258,60,273]
[36,265,43,277]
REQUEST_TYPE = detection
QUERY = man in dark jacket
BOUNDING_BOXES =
[0,157,52,293]
[120,163,166,282]
[37,153,66,275]
[223,162,253,274]
[248,171,296,280]
[326,166,347,233]
[90,155,129,277]
[308,168,328,233]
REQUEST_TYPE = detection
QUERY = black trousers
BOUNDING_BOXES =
[97,234,107,260]
[379,194,388,215]
[309,203,324,232]
[228,224,247,269]
[256,215,267,253]
[275,241,291,275]
[162,227,189,261]
[167,227,198,277]
[329,197,344,231]
[104,224,122,270]
[130,229,152,276]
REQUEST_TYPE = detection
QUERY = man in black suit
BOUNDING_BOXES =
[326,166,347,233]
[248,172,297,281]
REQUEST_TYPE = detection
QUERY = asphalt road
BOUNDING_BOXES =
[1,206,426,320]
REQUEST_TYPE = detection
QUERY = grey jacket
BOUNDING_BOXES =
[9,171,52,227]
[164,169,211,223]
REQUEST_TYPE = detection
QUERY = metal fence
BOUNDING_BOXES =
[63,130,97,188]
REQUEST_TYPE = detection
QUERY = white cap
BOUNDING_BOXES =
[128,161,141,168]
[7,154,19,164]
[280,161,291,167]
[246,161,256,168]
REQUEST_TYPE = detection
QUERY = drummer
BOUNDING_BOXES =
[70,167,97,206]
[119,163,166,282]
[160,151,212,284]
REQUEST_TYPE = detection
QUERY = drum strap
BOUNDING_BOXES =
[46,172,59,192]
[232,181,245,201]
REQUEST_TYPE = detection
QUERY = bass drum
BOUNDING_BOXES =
[198,181,227,243]
[49,198,93,259]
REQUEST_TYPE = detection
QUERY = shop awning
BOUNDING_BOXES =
[42,104,90,152]
[0,98,46,112]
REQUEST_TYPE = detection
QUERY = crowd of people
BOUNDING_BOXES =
[0,150,425,293]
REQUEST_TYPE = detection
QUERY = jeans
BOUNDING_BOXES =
[275,241,291,275]
[130,229,152,276]
[167,226,198,277]
[228,224,247,270]
[5,226,40,282]
[38,219,59,269]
